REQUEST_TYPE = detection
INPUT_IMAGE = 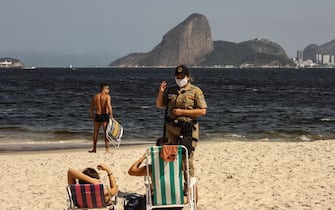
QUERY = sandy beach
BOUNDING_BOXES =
[0,140,334,210]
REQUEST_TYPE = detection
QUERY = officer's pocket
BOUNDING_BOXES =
[184,93,195,108]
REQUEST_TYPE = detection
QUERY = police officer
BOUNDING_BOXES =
[156,65,207,178]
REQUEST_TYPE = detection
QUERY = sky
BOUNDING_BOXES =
[1,0,334,67]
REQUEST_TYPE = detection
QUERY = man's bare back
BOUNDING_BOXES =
[92,93,111,115]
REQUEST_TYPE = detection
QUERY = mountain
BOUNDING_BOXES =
[110,13,214,67]
[200,39,294,66]
[321,39,335,55]
[303,39,335,62]
[110,13,293,67]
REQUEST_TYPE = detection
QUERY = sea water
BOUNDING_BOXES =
[0,67,334,151]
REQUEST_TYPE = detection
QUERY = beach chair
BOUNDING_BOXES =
[106,118,123,147]
[144,145,197,210]
[67,184,118,210]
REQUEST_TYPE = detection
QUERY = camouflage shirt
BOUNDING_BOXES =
[164,83,207,122]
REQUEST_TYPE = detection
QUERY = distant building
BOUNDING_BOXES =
[314,53,335,66]
[316,54,322,64]
[296,50,303,62]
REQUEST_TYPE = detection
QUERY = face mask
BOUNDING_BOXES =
[175,77,188,87]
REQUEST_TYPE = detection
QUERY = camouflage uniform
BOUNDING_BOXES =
[163,82,207,177]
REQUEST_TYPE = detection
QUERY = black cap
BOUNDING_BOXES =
[174,65,189,77]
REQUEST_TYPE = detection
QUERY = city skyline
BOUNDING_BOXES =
[1,0,334,66]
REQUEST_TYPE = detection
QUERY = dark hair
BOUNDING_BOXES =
[156,137,168,146]
[79,167,100,184]
[100,83,109,91]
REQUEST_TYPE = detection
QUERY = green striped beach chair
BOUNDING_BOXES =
[144,145,197,210]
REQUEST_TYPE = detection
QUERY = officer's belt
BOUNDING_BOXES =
[166,117,197,127]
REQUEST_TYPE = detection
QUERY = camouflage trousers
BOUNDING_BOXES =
[165,123,199,177]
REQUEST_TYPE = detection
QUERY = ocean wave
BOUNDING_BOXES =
[1,68,335,148]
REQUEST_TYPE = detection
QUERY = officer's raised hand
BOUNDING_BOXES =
[159,81,167,92]
[156,81,167,108]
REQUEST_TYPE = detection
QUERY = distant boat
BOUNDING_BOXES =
[24,66,36,71]
[0,57,24,69]
[69,64,76,71]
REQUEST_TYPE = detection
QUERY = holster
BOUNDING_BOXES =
[179,122,195,138]
[177,121,197,155]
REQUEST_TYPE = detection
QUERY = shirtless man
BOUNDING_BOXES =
[89,83,113,153]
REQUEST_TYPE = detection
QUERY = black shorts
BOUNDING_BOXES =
[95,114,109,123]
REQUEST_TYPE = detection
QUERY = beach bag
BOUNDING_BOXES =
[123,193,145,210]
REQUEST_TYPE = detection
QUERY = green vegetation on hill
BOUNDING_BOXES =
[200,40,294,67]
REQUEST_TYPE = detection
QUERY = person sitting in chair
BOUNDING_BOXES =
[127,140,172,177]
[128,151,184,210]
[128,143,197,209]
[67,163,118,203]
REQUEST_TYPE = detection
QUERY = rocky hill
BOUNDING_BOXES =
[110,13,214,67]
[200,39,294,66]
[110,13,293,67]
[303,39,335,62]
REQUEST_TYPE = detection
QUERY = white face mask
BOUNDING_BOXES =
[175,77,188,87]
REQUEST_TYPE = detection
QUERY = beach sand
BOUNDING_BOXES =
[0,140,334,210]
